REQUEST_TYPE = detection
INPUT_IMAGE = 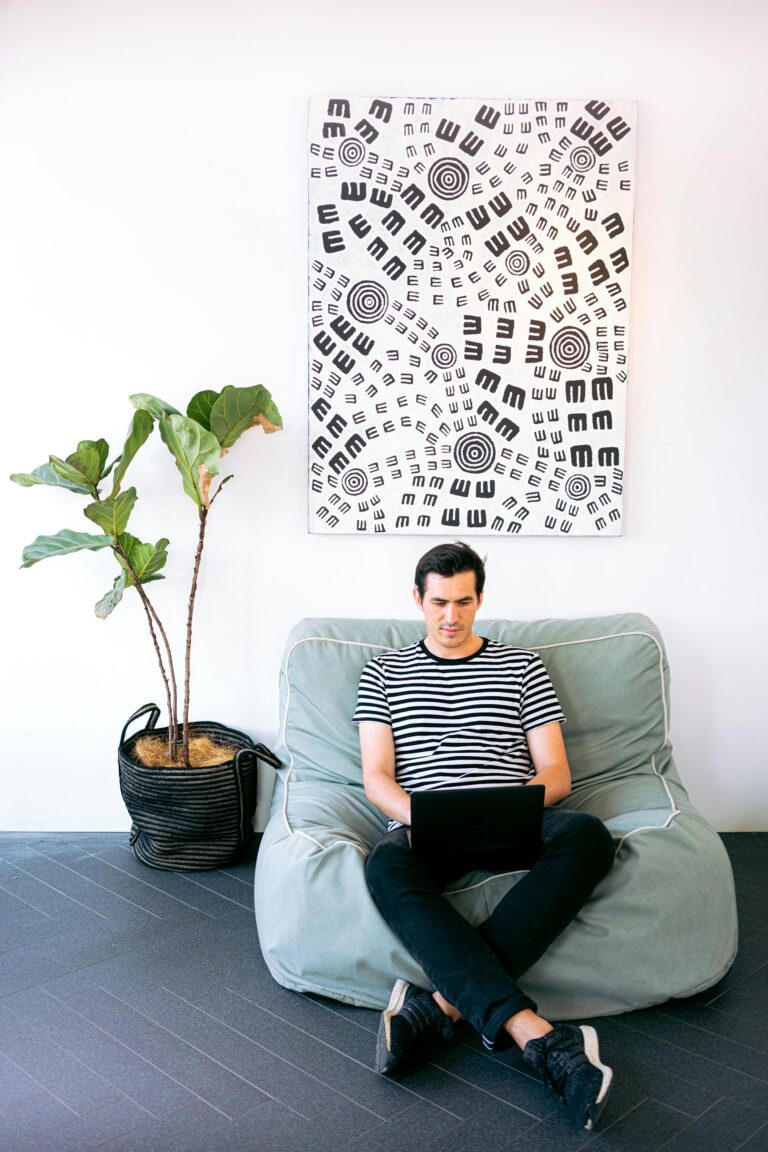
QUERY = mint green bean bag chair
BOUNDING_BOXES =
[254,614,737,1019]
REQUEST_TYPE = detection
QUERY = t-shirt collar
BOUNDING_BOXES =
[418,636,489,664]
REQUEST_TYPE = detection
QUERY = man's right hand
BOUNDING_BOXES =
[359,721,412,827]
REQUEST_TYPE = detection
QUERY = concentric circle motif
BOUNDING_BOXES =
[453,432,496,474]
[427,157,470,201]
[569,145,596,173]
[564,474,592,502]
[346,281,389,324]
[339,137,365,167]
[549,326,591,370]
[341,468,368,497]
[505,250,530,277]
[431,343,457,369]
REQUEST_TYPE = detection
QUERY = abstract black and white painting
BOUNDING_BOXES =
[308,98,636,535]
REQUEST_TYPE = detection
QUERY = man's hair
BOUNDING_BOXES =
[414,541,486,598]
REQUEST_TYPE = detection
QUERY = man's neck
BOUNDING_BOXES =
[423,632,485,660]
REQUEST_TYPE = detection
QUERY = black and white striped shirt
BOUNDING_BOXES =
[354,639,565,818]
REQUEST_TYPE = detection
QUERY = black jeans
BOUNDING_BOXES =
[365,808,615,1049]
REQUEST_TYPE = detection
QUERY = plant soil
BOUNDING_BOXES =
[134,734,239,767]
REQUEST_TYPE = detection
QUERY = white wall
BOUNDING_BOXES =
[2,0,766,832]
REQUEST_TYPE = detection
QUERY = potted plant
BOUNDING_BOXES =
[11,385,283,869]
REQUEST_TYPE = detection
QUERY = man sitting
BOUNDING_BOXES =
[354,541,616,1131]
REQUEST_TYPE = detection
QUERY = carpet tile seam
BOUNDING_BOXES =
[78,851,222,919]
[0,856,110,921]
[0,879,56,919]
[609,1017,768,1086]
[0,1044,82,1119]
[229,987,543,1124]
[1,999,156,1124]
[655,1003,768,1051]
[41,988,228,1119]
[150,985,385,1121]
[81,985,316,1120]
[18,846,166,919]
[107,842,257,902]
[735,1119,768,1151]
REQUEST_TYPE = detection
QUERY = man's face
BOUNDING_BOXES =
[413,570,483,659]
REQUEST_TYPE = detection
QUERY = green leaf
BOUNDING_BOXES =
[187,390,220,431]
[78,439,109,477]
[130,393,180,421]
[95,570,128,619]
[159,414,220,506]
[209,385,283,451]
[10,462,93,494]
[116,533,169,584]
[49,455,93,489]
[110,409,154,494]
[21,529,112,568]
[84,487,138,537]
[13,439,110,495]
[50,445,102,493]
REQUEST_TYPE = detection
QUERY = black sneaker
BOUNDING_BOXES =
[375,979,454,1077]
[523,1024,613,1130]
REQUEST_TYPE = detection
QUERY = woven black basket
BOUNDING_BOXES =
[118,703,279,871]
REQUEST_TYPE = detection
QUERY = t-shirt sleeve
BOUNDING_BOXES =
[353,657,391,726]
[520,653,566,731]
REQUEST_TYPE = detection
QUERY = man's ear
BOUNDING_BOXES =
[413,586,423,610]
[477,591,484,609]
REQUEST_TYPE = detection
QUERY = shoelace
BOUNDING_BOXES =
[542,1034,587,1099]
[403,993,453,1039]
[403,993,442,1034]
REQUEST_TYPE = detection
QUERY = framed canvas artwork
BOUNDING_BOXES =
[308,97,636,535]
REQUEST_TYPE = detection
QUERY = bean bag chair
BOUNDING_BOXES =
[254,614,737,1019]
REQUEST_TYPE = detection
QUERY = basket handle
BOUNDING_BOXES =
[231,744,281,771]
[253,742,282,769]
[119,703,161,748]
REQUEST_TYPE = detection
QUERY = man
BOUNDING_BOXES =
[354,542,616,1132]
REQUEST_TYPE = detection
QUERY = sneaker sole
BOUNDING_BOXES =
[579,1025,614,1131]
[375,979,411,1076]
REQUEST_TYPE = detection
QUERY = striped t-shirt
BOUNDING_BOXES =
[354,638,565,825]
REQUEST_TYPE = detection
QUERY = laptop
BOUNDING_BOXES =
[410,784,545,871]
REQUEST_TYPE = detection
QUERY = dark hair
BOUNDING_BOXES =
[414,541,486,598]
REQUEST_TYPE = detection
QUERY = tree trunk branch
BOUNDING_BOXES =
[143,596,178,759]
[209,474,234,506]
[183,507,209,767]
[114,543,179,762]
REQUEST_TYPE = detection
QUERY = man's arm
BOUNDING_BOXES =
[359,721,412,826]
[525,720,572,806]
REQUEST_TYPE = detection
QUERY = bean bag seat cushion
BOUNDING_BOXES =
[254,613,737,1019]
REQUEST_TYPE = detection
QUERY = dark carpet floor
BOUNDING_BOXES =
[0,832,766,1152]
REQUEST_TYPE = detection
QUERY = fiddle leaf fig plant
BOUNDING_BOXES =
[12,385,282,766]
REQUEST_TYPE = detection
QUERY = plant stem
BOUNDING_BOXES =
[144,591,177,757]
[183,506,208,767]
[210,474,234,505]
[145,598,179,762]
[114,543,179,762]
